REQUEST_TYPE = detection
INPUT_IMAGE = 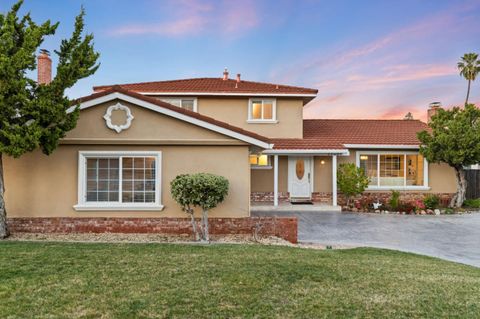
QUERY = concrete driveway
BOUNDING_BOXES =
[252,210,480,267]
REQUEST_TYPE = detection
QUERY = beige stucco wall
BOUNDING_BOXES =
[251,156,288,192]
[65,99,243,144]
[5,145,250,218]
[251,151,456,195]
[196,98,304,138]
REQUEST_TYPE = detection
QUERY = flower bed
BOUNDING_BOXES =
[343,192,478,215]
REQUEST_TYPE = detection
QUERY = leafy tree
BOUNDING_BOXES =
[418,104,480,208]
[0,1,99,238]
[457,53,480,105]
[337,163,369,207]
[170,173,229,242]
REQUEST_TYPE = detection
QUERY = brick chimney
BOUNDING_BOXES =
[236,73,241,82]
[37,49,52,84]
[427,102,441,123]
[222,68,229,80]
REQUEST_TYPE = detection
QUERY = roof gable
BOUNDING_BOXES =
[69,87,272,149]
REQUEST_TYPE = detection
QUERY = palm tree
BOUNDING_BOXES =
[457,53,480,105]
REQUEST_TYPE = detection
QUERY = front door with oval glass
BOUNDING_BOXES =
[288,157,313,199]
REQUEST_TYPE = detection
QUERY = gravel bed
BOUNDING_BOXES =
[4,233,355,250]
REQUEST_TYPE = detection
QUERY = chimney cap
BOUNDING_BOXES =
[39,48,50,56]
[429,101,442,109]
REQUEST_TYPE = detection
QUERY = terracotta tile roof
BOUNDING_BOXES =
[271,119,429,150]
[93,78,318,96]
[73,86,271,144]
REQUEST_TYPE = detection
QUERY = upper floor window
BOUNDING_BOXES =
[159,97,197,112]
[247,98,277,123]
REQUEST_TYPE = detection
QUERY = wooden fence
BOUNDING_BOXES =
[466,169,480,199]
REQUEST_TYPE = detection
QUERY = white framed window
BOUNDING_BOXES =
[356,151,429,190]
[159,97,197,112]
[74,151,163,211]
[247,98,277,123]
[249,154,272,169]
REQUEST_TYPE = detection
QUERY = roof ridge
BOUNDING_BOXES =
[93,77,318,93]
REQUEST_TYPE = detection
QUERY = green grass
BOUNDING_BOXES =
[1,242,480,318]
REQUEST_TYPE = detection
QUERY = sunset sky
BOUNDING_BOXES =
[3,0,480,121]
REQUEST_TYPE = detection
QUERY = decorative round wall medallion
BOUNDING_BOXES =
[103,103,134,133]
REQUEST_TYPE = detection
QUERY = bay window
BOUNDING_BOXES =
[358,152,427,189]
[75,151,163,210]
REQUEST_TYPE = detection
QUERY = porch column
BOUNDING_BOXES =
[332,155,337,206]
[274,155,279,206]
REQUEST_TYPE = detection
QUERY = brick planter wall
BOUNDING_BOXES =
[7,217,298,244]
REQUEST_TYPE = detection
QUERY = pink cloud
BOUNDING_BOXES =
[108,0,259,38]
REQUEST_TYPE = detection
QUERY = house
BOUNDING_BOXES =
[5,52,456,237]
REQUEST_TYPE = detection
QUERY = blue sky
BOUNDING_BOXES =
[3,0,480,120]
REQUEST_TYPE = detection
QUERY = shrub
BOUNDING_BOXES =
[337,163,370,207]
[171,173,229,242]
[463,198,480,208]
[389,190,400,211]
[423,194,440,209]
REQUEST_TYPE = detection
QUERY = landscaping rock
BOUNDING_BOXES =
[434,209,441,215]
[427,209,434,215]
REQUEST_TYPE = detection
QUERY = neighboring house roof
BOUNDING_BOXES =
[270,119,429,150]
[92,78,318,97]
[70,86,273,149]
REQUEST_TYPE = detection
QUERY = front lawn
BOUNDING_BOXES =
[1,242,479,318]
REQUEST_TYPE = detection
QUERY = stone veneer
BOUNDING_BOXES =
[7,216,298,244]
[251,191,454,206]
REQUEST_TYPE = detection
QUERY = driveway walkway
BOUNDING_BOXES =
[252,210,480,267]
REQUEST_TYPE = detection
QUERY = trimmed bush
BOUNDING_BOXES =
[171,173,229,242]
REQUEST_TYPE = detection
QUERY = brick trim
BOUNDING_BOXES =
[7,217,298,244]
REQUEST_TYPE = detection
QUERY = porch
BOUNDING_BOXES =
[250,149,350,209]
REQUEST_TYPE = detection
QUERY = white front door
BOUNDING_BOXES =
[288,156,313,199]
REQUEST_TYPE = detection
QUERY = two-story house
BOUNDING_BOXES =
[5,53,457,232]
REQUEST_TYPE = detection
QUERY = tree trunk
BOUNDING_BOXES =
[202,209,209,242]
[0,153,9,239]
[188,210,199,241]
[450,167,467,208]
[465,79,471,105]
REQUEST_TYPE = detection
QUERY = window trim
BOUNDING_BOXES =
[158,97,198,112]
[355,150,429,190]
[247,98,278,123]
[250,154,272,170]
[74,151,163,211]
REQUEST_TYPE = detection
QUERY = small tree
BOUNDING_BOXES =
[337,163,369,207]
[170,174,200,241]
[418,104,480,208]
[0,1,99,238]
[171,173,229,242]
